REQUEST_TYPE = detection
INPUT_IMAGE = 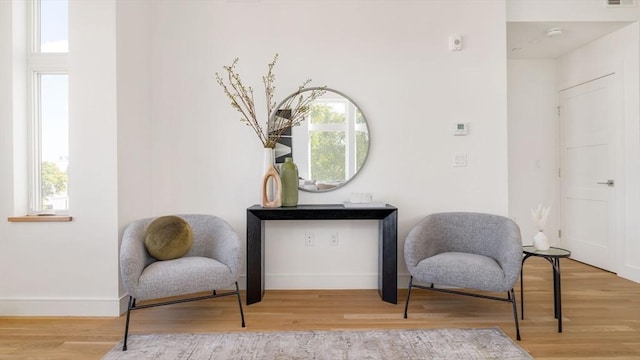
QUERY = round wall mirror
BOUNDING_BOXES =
[270,88,370,192]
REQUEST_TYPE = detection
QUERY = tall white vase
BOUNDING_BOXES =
[533,231,550,251]
[262,147,276,203]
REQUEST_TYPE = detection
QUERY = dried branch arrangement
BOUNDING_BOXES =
[531,204,551,232]
[216,54,325,148]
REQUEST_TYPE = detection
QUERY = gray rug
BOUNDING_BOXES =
[102,327,533,360]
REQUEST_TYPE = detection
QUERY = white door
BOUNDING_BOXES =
[559,74,619,272]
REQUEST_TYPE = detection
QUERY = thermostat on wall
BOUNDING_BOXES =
[453,122,468,135]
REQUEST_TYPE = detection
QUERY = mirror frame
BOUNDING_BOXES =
[270,87,371,193]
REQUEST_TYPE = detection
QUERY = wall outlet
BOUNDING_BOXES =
[304,232,314,247]
[330,232,339,246]
[453,152,468,167]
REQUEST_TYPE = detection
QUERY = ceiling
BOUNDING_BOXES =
[507,21,633,59]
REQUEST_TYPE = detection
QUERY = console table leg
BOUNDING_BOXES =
[246,212,264,305]
[380,212,398,304]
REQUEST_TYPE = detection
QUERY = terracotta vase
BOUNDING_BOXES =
[261,163,282,208]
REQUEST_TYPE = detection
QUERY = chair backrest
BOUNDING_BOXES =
[178,214,240,263]
[405,212,522,285]
[425,212,519,256]
[119,214,241,296]
[121,214,239,256]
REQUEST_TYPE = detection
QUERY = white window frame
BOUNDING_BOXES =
[307,99,359,182]
[27,0,69,214]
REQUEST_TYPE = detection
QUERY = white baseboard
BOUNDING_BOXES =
[0,274,414,317]
[264,273,412,290]
[119,294,129,315]
[265,273,378,289]
[0,296,125,317]
[617,265,640,283]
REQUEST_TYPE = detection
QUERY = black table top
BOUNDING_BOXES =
[523,246,571,258]
[247,204,397,221]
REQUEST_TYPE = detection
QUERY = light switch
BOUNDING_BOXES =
[453,152,467,167]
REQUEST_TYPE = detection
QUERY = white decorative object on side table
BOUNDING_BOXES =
[531,204,551,250]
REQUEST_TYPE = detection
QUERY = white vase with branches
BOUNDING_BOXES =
[531,204,551,250]
[216,54,325,206]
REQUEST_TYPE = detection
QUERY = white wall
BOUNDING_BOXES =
[148,0,510,290]
[0,0,26,224]
[116,0,153,307]
[1,0,511,315]
[0,0,122,316]
[557,23,640,282]
[507,60,558,246]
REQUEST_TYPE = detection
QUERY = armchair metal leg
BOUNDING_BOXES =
[509,288,521,341]
[403,276,413,319]
[121,284,245,351]
[403,281,522,341]
[235,282,246,327]
[122,296,135,351]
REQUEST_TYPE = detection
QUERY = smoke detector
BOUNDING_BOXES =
[546,27,563,38]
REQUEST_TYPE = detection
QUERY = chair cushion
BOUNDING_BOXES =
[144,215,193,260]
[134,256,235,301]
[412,252,510,292]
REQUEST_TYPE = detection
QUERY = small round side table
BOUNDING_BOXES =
[520,246,571,333]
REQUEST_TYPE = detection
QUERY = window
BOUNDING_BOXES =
[28,0,69,213]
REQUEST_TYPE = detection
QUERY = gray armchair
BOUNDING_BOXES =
[120,214,245,350]
[403,212,522,340]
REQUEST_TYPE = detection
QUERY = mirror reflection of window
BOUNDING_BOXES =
[275,88,370,192]
[308,100,347,183]
[355,109,369,173]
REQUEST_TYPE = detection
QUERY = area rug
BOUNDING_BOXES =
[102,327,532,360]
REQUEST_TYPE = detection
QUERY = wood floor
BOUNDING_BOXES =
[1,259,639,359]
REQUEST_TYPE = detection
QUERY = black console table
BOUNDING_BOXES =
[246,204,398,305]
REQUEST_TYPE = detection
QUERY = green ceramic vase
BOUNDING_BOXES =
[280,157,299,207]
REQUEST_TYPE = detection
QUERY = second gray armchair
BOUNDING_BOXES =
[403,212,523,340]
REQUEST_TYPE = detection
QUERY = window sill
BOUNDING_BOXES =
[7,215,73,223]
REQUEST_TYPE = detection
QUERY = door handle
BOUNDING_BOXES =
[596,179,615,187]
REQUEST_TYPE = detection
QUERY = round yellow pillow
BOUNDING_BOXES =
[144,216,193,260]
